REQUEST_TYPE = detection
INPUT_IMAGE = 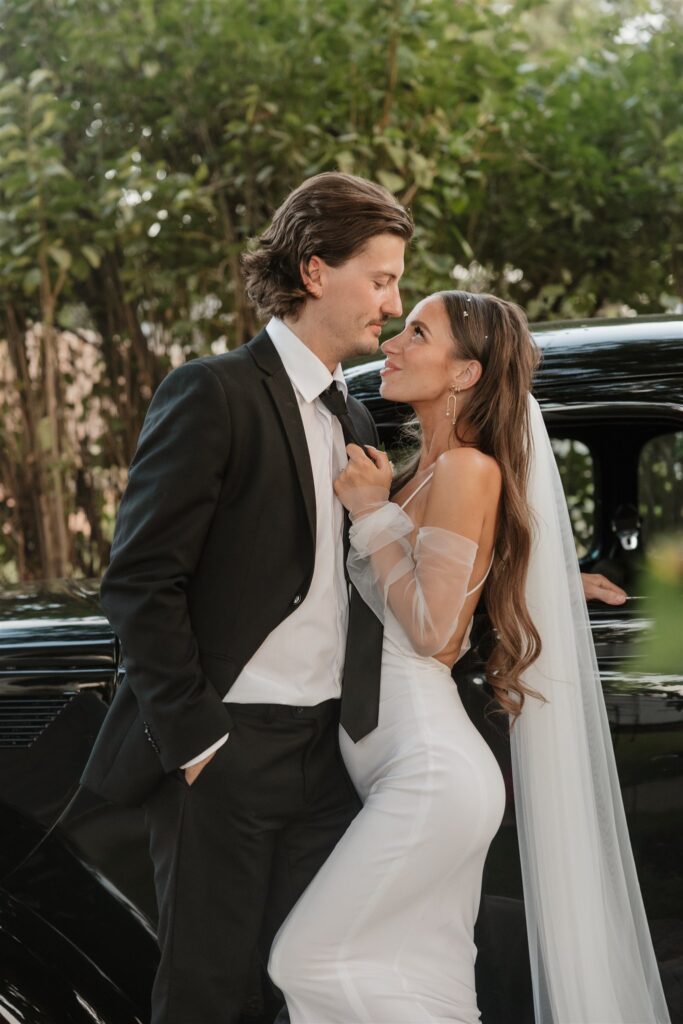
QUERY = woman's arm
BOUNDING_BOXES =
[337,447,500,656]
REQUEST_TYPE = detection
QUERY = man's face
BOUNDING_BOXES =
[314,233,405,362]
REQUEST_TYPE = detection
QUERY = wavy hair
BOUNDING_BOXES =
[241,172,413,320]
[390,290,545,728]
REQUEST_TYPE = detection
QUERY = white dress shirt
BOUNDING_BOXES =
[181,317,350,768]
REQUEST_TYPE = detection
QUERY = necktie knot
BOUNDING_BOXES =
[319,383,349,419]
[319,383,365,450]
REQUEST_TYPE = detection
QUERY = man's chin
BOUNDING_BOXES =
[357,332,381,355]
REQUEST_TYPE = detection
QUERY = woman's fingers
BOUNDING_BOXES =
[345,443,367,463]
[364,444,384,464]
[347,443,388,468]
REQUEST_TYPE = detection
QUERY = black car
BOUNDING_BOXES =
[1,315,682,1023]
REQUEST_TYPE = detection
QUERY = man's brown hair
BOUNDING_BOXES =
[241,172,413,320]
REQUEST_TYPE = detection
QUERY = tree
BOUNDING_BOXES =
[1,0,681,580]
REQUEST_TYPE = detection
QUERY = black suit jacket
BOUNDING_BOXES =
[80,329,380,806]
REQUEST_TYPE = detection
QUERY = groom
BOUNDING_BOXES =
[80,172,413,1023]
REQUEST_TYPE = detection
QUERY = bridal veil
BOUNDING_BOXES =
[512,392,671,1022]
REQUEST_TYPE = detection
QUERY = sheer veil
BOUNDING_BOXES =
[511,392,671,1022]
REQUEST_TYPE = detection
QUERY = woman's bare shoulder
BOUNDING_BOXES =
[434,447,502,492]
[423,448,502,539]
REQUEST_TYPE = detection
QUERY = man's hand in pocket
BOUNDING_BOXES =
[184,749,217,786]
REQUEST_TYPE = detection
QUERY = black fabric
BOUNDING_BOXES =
[318,382,367,452]
[79,329,383,806]
[80,330,387,1023]
[318,383,383,742]
[143,699,361,1024]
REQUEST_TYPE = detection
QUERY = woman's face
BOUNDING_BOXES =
[379,295,461,404]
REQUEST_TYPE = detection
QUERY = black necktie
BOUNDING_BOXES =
[318,383,368,453]
[318,383,383,741]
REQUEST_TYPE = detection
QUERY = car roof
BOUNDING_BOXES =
[531,313,683,348]
[531,316,683,405]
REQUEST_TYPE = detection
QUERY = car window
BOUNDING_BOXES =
[638,429,683,547]
[550,437,596,559]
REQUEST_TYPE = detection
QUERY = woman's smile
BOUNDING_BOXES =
[379,359,401,377]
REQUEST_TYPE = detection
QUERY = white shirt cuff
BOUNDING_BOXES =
[179,732,229,769]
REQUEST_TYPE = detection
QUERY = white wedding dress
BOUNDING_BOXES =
[269,393,671,1024]
[268,473,505,1024]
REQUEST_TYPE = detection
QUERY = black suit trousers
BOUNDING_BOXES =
[143,699,361,1024]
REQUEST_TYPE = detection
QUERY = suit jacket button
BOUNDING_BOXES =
[292,594,302,606]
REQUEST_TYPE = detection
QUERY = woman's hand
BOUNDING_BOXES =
[580,572,627,604]
[334,444,393,519]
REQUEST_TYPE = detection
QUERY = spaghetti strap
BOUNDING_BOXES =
[465,550,495,597]
[399,471,434,511]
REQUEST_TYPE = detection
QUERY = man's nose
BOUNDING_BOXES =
[382,284,402,320]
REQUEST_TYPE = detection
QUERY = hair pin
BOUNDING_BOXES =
[463,310,469,317]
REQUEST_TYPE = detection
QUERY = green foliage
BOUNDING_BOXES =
[2,0,682,336]
[0,0,682,579]
[630,532,683,677]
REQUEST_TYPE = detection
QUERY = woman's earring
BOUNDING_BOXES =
[446,384,459,425]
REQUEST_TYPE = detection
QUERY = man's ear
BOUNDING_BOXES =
[300,255,324,298]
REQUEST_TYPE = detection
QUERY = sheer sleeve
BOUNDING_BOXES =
[347,501,479,657]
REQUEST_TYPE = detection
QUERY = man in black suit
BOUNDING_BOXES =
[80,172,413,1024]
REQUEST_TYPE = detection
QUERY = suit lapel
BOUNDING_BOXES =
[247,329,317,545]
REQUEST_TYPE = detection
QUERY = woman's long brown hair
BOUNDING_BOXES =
[390,290,546,728]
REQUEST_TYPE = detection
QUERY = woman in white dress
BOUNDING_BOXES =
[268,290,671,1024]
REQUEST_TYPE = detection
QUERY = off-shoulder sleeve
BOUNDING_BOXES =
[347,501,479,657]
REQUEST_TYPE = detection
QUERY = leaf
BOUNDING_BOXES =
[376,170,405,193]
[81,245,101,268]
[0,81,22,103]
[2,147,26,165]
[22,266,42,294]
[255,165,273,183]
[29,92,55,115]
[0,123,20,141]
[47,245,72,271]
[33,108,58,136]
[42,161,72,178]
[384,142,406,171]
[28,69,54,91]
[335,150,355,174]
[12,232,41,256]
[420,196,441,219]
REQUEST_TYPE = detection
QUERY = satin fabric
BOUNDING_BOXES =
[269,583,504,1024]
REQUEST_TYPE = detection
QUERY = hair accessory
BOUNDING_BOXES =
[463,310,469,317]
[446,384,459,425]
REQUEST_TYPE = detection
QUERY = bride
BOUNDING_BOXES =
[267,289,671,1024]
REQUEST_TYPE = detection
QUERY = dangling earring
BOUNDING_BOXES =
[446,384,460,425]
